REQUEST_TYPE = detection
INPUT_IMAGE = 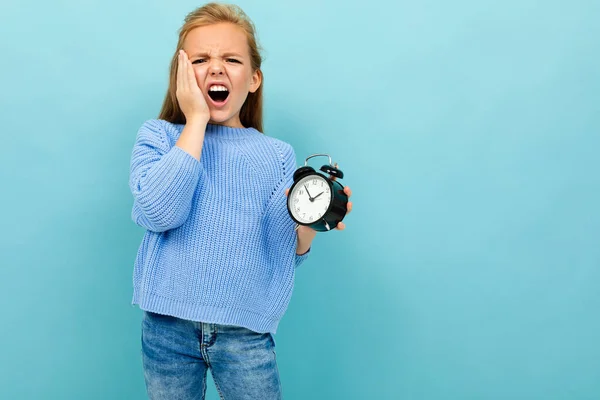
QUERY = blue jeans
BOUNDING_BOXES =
[141,310,282,399]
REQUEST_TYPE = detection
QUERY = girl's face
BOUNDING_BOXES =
[183,23,261,128]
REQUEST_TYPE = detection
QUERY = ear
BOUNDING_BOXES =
[249,69,262,93]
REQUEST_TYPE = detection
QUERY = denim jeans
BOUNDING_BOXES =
[141,310,282,400]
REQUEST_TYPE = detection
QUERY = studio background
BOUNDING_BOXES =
[1,0,599,399]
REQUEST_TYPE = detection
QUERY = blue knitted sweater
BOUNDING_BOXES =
[129,119,311,334]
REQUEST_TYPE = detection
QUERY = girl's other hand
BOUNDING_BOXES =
[284,165,353,232]
[176,49,210,123]
[329,163,352,230]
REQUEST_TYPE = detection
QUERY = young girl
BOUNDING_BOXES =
[129,3,353,399]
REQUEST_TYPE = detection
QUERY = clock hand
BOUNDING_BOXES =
[312,191,325,200]
[304,184,314,201]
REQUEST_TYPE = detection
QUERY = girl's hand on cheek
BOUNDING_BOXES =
[176,49,210,123]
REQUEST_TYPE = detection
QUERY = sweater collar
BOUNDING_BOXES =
[174,122,260,140]
[203,123,260,140]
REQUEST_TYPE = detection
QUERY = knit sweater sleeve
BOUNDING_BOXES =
[129,119,201,232]
[263,141,311,269]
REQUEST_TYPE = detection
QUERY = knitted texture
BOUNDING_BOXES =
[129,119,311,334]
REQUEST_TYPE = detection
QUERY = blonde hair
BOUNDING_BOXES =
[158,2,264,132]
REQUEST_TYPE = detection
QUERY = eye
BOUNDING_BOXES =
[192,59,205,64]
[227,58,241,63]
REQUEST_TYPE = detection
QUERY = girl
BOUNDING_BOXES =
[129,3,353,399]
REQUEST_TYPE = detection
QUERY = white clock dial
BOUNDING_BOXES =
[288,175,331,224]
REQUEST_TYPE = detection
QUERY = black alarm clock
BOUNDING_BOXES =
[287,154,348,232]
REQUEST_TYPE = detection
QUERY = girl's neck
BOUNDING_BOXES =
[208,115,243,128]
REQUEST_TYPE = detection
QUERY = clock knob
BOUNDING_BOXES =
[319,165,344,179]
[293,166,315,181]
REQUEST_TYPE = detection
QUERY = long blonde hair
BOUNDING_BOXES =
[158,2,264,132]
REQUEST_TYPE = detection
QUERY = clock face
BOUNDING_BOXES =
[288,174,332,224]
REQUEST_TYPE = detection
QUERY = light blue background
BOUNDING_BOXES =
[1,0,599,399]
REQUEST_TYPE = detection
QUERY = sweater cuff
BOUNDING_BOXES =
[295,247,311,268]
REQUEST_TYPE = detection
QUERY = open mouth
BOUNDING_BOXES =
[208,86,230,104]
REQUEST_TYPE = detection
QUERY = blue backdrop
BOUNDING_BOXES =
[1,0,599,399]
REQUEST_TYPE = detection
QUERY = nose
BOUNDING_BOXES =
[208,60,224,76]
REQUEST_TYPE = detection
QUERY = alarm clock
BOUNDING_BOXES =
[287,154,348,232]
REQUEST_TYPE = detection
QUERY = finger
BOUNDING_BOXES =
[335,221,346,230]
[181,50,189,89]
[344,186,352,197]
[347,201,352,213]
[185,52,196,90]
[176,50,183,92]
[285,188,289,196]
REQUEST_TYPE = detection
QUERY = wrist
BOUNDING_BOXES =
[296,225,316,255]
[186,115,210,126]
[297,225,317,239]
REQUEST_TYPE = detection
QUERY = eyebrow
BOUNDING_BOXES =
[190,52,244,58]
